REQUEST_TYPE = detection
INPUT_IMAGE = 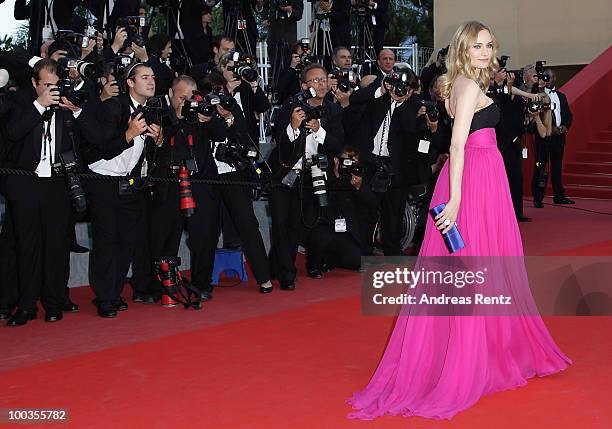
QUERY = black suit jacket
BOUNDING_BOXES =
[80,94,153,174]
[14,0,80,53]
[270,98,344,181]
[232,81,270,145]
[4,87,87,199]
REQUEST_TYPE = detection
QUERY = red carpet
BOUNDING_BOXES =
[1,201,611,428]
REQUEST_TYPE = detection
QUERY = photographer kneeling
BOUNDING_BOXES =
[269,63,344,290]
[304,146,378,277]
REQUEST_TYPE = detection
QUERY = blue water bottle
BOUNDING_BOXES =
[430,203,465,253]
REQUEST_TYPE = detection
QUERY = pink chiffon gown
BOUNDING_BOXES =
[347,103,571,420]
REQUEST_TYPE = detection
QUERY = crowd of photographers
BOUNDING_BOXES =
[0,1,573,326]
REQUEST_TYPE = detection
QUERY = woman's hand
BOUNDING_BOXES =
[434,199,460,234]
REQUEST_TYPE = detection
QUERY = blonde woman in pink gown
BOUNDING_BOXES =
[347,21,571,420]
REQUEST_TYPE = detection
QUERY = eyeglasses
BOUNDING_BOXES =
[305,77,328,84]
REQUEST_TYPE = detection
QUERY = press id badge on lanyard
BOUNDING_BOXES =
[335,218,347,233]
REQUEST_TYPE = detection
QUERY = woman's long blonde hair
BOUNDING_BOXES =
[439,21,499,99]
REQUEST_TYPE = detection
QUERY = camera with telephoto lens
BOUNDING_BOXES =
[535,60,549,83]
[182,91,237,122]
[420,100,439,122]
[54,58,94,107]
[114,55,132,79]
[52,150,87,214]
[383,68,413,97]
[304,154,329,207]
[338,157,364,177]
[331,68,356,93]
[116,16,145,48]
[228,51,258,83]
[215,138,258,171]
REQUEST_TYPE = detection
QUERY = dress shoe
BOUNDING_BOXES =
[0,309,13,320]
[517,215,532,222]
[533,201,544,208]
[45,312,63,322]
[97,307,118,318]
[114,298,128,311]
[200,290,213,302]
[132,293,146,303]
[7,309,37,327]
[307,268,323,279]
[280,281,296,291]
[62,301,79,313]
[259,281,273,294]
[554,197,575,204]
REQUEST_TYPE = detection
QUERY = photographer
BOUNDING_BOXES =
[351,0,389,58]
[190,36,236,90]
[319,0,351,49]
[221,0,260,55]
[4,58,88,326]
[530,69,574,208]
[263,0,304,73]
[489,66,530,221]
[269,63,344,290]
[373,48,395,80]
[304,146,377,277]
[219,51,270,144]
[14,0,80,54]
[419,46,448,101]
[144,75,258,302]
[275,41,304,104]
[143,34,176,96]
[347,66,418,256]
[84,63,162,318]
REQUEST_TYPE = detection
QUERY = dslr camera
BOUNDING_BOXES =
[420,100,439,122]
[535,60,549,83]
[54,57,96,107]
[52,150,87,214]
[304,154,329,207]
[295,39,318,72]
[383,67,414,97]
[290,88,327,126]
[55,30,91,57]
[527,99,552,114]
[338,157,364,177]
[215,138,258,171]
[181,91,237,123]
[331,68,356,93]
[133,95,174,126]
[116,16,145,47]
[228,51,258,83]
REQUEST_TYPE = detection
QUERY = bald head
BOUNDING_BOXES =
[378,49,395,74]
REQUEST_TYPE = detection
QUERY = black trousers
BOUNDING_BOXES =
[149,181,220,293]
[88,180,146,310]
[131,197,155,297]
[306,226,361,271]
[9,178,71,312]
[532,137,566,203]
[379,183,407,256]
[500,144,525,217]
[215,172,270,286]
[0,200,20,311]
[269,181,307,283]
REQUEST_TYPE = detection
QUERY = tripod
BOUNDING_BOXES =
[351,8,377,67]
[224,6,254,55]
[148,2,193,73]
[310,12,333,62]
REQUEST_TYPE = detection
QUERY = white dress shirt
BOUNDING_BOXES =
[88,96,146,176]
[286,123,327,171]
[545,87,562,127]
[32,101,81,178]
[371,88,402,157]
